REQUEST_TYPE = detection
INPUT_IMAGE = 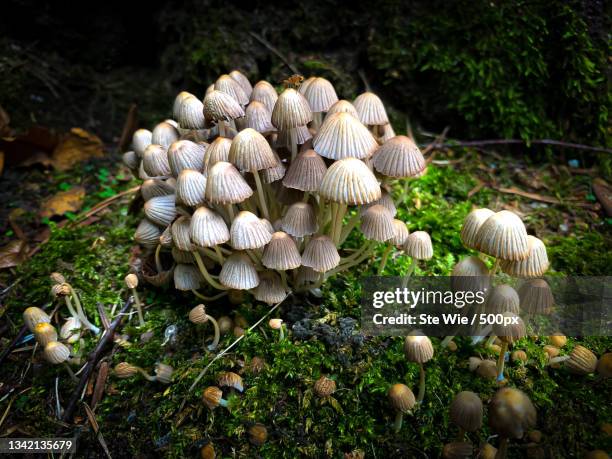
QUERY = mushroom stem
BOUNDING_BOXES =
[252,169,270,220]
[214,245,225,265]
[279,270,290,293]
[455,427,465,442]
[191,290,228,301]
[154,244,163,273]
[332,203,347,246]
[278,325,285,341]
[225,204,235,221]
[547,355,571,366]
[496,341,509,381]
[417,362,426,403]
[312,112,322,130]
[67,285,100,335]
[136,367,157,382]
[377,245,393,275]
[206,314,221,350]
[130,288,146,326]
[63,363,78,382]
[302,191,310,203]
[290,128,298,161]
[64,296,79,322]
[440,335,455,348]
[339,212,361,244]
[218,121,226,137]
[393,412,404,433]
[496,437,508,459]
[330,241,375,275]
[192,251,229,290]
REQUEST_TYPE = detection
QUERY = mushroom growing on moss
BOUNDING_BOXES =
[189,304,221,350]
[388,383,415,432]
[403,331,434,402]
[489,387,536,459]
[449,391,483,440]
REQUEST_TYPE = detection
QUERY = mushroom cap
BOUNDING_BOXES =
[361,204,395,241]
[44,341,70,364]
[34,322,58,347]
[245,101,275,133]
[218,371,244,392]
[271,88,312,130]
[388,383,416,413]
[313,376,337,397]
[248,423,268,446]
[229,69,253,98]
[296,265,321,285]
[60,317,81,343]
[518,278,554,315]
[460,208,495,250]
[485,284,520,315]
[500,236,549,277]
[190,206,230,247]
[276,125,313,147]
[144,194,176,227]
[282,149,327,192]
[132,128,153,157]
[566,345,598,375]
[177,94,205,130]
[202,386,223,409]
[143,144,171,177]
[203,90,245,122]
[205,136,232,170]
[325,99,359,120]
[389,219,410,246]
[403,332,434,363]
[450,391,483,432]
[152,121,179,149]
[189,304,209,324]
[476,359,498,379]
[23,306,51,332]
[125,273,138,289]
[229,128,277,172]
[154,363,174,384]
[298,76,316,95]
[174,263,203,291]
[219,252,260,290]
[373,135,426,178]
[214,74,249,105]
[251,80,278,113]
[167,140,206,177]
[301,235,340,272]
[596,353,612,378]
[475,210,529,260]
[379,123,396,143]
[262,231,301,270]
[353,91,389,125]
[176,169,207,207]
[319,157,381,205]
[261,151,286,184]
[303,77,338,112]
[403,231,433,260]
[313,112,378,160]
[488,387,536,439]
[134,218,163,247]
[115,362,139,378]
[253,271,288,305]
[141,178,175,201]
[205,161,253,204]
[173,91,194,120]
[450,256,490,294]
[361,190,397,217]
[122,150,139,171]
[442,442,473,459]
[230,211,273,250]
[281,202,318,237]
[494,312,526,344]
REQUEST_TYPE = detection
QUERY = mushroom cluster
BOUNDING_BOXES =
[123,72,428,305]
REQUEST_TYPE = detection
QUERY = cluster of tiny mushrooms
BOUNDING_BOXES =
[17,71,610,457]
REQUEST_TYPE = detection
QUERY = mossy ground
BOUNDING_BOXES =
[0,148,610,458]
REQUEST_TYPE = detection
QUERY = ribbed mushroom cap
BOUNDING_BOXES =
[500,236,549,277]
[403,231,433,260]
[485,284,520,315]
[205,161,253,204]
[319,158,381,205]
[122,150,139,171]
[230,211,273,250]
[325,99,359,120]
[44,341,71,364]
[218,370,245,392]
[302,236,340,272]
[450,391,483,432]
[313,112,378,160]
[23,306,51,333]
[202,386,223,409]
[518,278,554,315]
[251,80,278,113]
[144,194,176,227]
[303,77,338,112]
[361,204,395,241]
[276,125,313,147]
[174,263,203,290]
[132,129,153,157]
[152,121,179,149]
[566,345,598,375]
[229,128,277,172]
[373,135,426,178]
[275,182,304,206]
[262,231,301,270]
[245,101,275,133]
[134,218,162,247]
[143,144,171,177]
[403,332,434,363]
[313,376,337,397]
[177,94,205,130]
[141,178,175,201]
[282,149,327,191]
[219,252,260,289]
[461,208,495,250]
[475,210,529,260]
[171,216,192,251]
[494,312,526,344]
[261,151,286,184]
[298,76,316,95]
[596,353,612,378]
[450,256,490,294]
[281,202,318,237]
[167,140,206,177]
[34,322,58,347]
[253,271,288,305]
[379,123,396,143]
[204,90,245,122]
[173,91,193,120]
[361,190,397,217]
[389,219,410,246]
[229,70,253,98]
[215,74,249,105]
[159,224,173,247]
[190,206,230,247]
[176,169,207,207]
[489,387,536,439]
[353,92,389,125]
[138,161,151,180]
[205,136,232,169]
[296,265,321,284]
[388,383,416,413]
[271,88,312,130]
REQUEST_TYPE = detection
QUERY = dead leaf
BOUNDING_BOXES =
[0,240,29,269]
[40,186,86,218]
[593,178,612,217]
[0,125,59,168]
[51,128,104,171]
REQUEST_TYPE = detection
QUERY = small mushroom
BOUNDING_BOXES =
[269,318,285,340]
[189,304,221,350]
[548,334,567,348]
[388,383,415,432]
[244,356,266,375]
[202,386,228,410]
[125,273,145,326]
[494,312,525,381]
[597,352,612,378]
[489,387,536,459]
[44,341,76,381]
[217,316,234,335]
[313,376,336,398]
[403,332,434,402]
[218,371,244,392]
[23,306,50,332]
[50,275,100,335]
[476,360,498,380]
[511,350,527,363]
[60,317,82,343]
[200,443,216,459]
[478,443,497,459]
[442,442,472,459]
[33,322,58,347]
[114,362,140,379]
[154,363,174,384]
[564,345,597,375]
[449,391,483,440]
[248,423,268,446]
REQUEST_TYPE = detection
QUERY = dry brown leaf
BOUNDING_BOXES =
[0,126,58,168]
[40,186,86,218]
[0,240,29,269]
[51,128,104,171]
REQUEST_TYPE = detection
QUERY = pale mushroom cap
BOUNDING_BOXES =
[245,101,275,133]
[475,210,529,260]
[353,92,389,125]
[214,74,249,105]
[44,341,70,364]
[301,236,340,272]
[361,204,395,242]
[189,304,209,324]
[313,112,378,160]
[229,128,277,172]
[281,202,318,237]
[566,345,598,374]
[205,161,253,204]
[461,208,495,250]
[167,140,206,177]
[403,231,433,260]
[298,76,316,95]
[230,211,273,250]
[172,91,194,120]
[125,273,138,289]
[518,278,554,315]
[205,136,232,169]
[171,216,193,251]
[500,236,549,277]
[489,387,536,439]
[34,322,58,347]
[450,391,483,432]
[303,77,339,112]
[373,135,426,178]
[325,99,359,120]
[143,144,171,177]
[450,256,491,294]
[319,157,381,205]
[271,88,313,130]
[177,94,205,130]
[361,190,397,217]
[262,231,302,270]
[276,125,313,147]
[282,149,327,191]
[132,129,153,157]
[115,362,139,378]
[204,90,245,122]
[494,312,526,344]
[144,194,176,227]
[122,150,139,170]
[296,265,321,284]
[261,151,286,184]
[218,370,245,392]
[219,252,260,290]
[154,363,174,384]
[174,263,203,291]
[23,306,51,332]
[152,121,179,149]
[135,218,163,247]
[388,383,416,412]
[253,271,288,305]
[60,317,81,343]
[141,178,175,201]
[389,219,410,246]
[403,332,434,363]
[176,169,207,207]
[485,284,520,315]
[229,70,253,98]
[190,206,230,247]
[251,80,278,113]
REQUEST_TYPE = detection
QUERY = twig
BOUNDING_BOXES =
[494,186,598,208]
[74,186,140,224]
[249,32,298,75]
[424,138,611,154]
